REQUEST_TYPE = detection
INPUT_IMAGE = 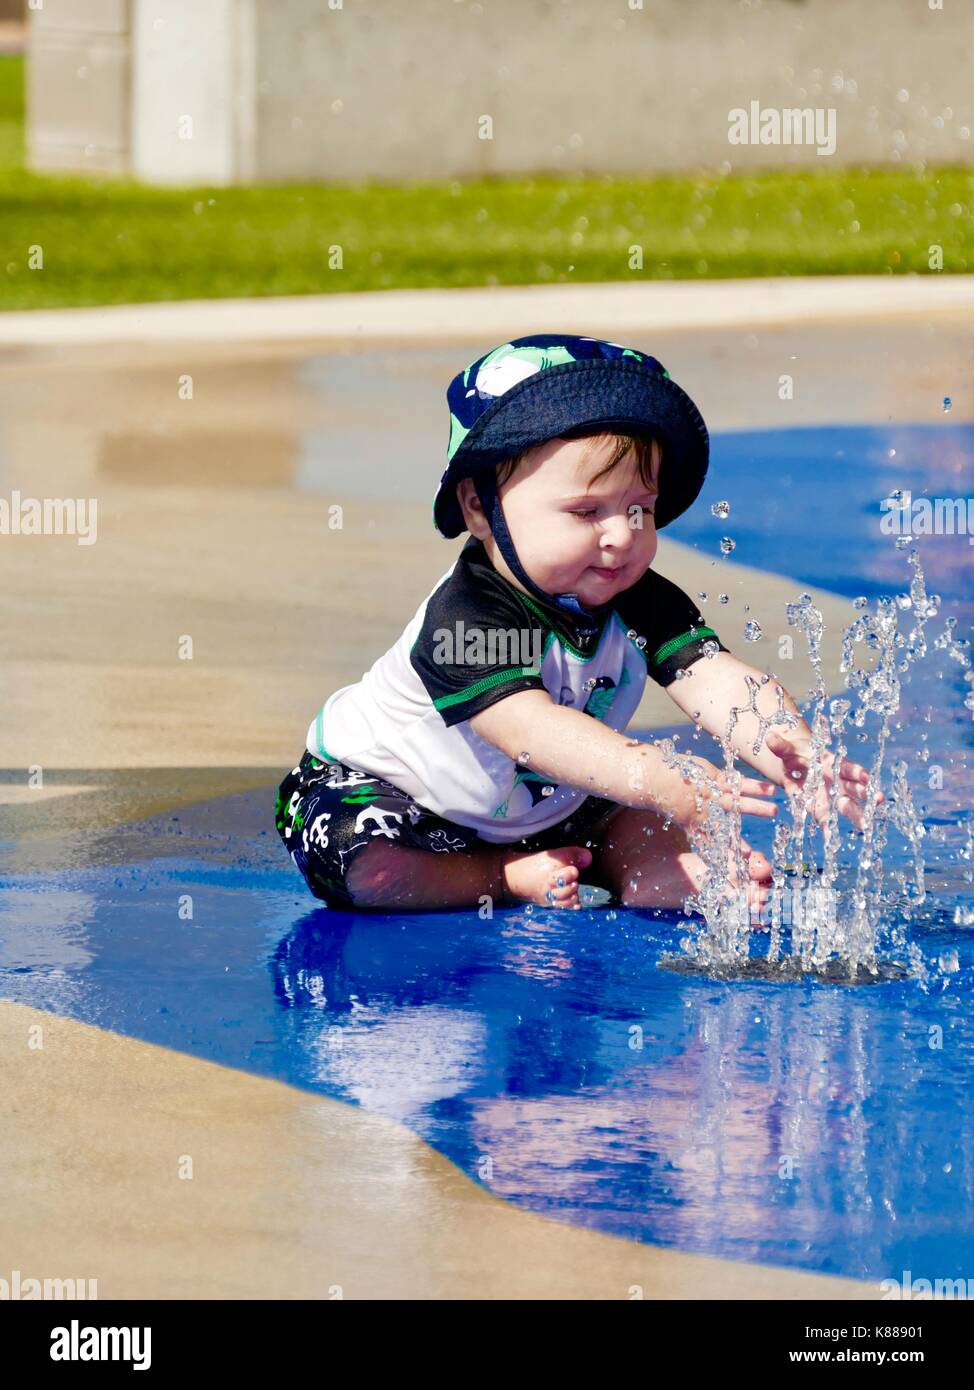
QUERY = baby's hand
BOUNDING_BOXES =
[676,754,779,833]
[765,730,883,832]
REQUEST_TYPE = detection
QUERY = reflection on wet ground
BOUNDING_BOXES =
[1,776,972,1281]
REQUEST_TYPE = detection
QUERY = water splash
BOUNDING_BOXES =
[659,548,956,986]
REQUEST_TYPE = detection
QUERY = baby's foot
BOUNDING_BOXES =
[501,845,593,910]
[619,844,771,914]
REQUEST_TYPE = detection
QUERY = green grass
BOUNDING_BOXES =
[2,53,973,311]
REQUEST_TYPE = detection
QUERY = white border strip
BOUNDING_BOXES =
[2,276,973,348]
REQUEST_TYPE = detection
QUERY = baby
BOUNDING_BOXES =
[275,334,877,914]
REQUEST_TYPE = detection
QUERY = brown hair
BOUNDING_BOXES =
[494,430,661,492]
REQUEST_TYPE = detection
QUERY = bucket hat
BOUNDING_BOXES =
[433,333,709,538]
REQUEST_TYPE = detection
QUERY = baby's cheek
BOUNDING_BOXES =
[547,520,589,565]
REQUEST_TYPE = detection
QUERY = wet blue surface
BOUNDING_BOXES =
[2,422,973,1283]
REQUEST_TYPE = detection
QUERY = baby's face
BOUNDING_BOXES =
[461,434,660,608]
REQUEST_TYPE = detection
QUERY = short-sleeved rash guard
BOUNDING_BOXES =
[307,537,727,842]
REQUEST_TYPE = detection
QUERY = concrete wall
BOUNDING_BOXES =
[131,0,256,184]
[28,0,130,175]
[27,0,974,186]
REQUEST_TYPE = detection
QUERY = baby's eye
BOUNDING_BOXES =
[571,508,598,518]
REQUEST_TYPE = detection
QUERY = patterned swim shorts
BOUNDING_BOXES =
[274,750,621,912]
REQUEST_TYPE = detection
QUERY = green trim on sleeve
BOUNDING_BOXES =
[650,626,719,667]
[433,665,543,711]
[314,708,339,761]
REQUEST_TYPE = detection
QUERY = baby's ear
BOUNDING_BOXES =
[456,477,490,537]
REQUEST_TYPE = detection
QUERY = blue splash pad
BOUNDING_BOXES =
[1,827,972,1281]
[2,422,973,1281]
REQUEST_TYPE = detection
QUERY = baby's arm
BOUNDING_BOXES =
[666,650,879,828]
[469,688,778,830]
[664,650,811,783]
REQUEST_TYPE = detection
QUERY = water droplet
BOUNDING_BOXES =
[895,536,911,550]
[943,396,953,413]
[541,784,555,797]
[853,596,869,609]
[896,594,912,609]
[939,950,959,974]
[888,488,906,506]
[744,620,763,641]
[517,751,531,764]
[702,640,720,659]
[718,593,729,604]
[697,591,707,601]
[626,628,637,640]
[719,536,736,555]
[711,500,730,518]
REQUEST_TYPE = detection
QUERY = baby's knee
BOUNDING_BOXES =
[345,839,406,906]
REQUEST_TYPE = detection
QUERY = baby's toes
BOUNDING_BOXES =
[746,880,769,915]
[545,872,581,908]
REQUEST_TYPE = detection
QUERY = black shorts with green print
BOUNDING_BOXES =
[274,749,620,912]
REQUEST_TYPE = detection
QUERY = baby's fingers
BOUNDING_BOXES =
[837,775,870,804]
[835,793,866,830]
[837,756,871,784]
[716,776,777,799]
[728,795,779,820]
[833,774,886,808]
[739,777,778,798]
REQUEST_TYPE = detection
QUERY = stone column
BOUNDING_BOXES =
[131,0,257,186]
[27,0,131,175]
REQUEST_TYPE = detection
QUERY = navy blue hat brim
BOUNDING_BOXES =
[434,357,709,538]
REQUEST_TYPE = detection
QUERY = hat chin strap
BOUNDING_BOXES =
[473,474,601,636]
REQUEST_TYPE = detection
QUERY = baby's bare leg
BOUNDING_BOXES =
[595,806,772,911]
[346,838,592,911]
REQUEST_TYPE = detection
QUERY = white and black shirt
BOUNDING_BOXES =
[307,537,726,842]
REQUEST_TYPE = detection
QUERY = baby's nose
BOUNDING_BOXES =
[600,512,638,547]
